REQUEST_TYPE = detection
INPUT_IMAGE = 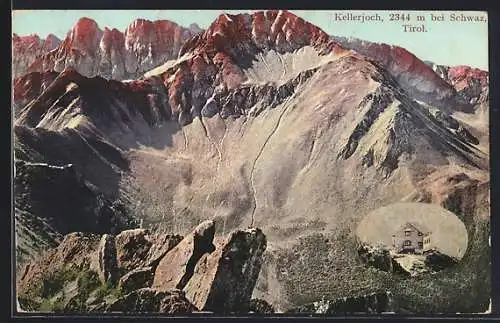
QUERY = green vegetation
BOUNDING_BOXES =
[41,266,79,298]
[18,267,125,313]
[94,280,124,303]
[275,229,395,307]
[274,217,490,313]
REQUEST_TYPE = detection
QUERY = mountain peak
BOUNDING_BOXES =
[74,17,100,28]
[15,16,201,80]
[64,17,103,56]
[180,10,343,59]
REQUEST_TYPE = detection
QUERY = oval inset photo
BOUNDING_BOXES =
[356,202,468,276]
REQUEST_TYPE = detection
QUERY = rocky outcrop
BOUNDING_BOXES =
[287,291,395,314]
[426,62,489,105]
[96,234,118,284]
[16,222,267,314]
[152,220,216,291]
[118,267,155,293]
[106,288,197,313]
[24,18,202,80]
[357,242,458,277]
[357,243,393,272]
[183,228,267,314]
[152,221,267,314]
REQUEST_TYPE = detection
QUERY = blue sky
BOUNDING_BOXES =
[12,10,488,70]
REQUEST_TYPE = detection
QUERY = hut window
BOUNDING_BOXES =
[404,240,412,246]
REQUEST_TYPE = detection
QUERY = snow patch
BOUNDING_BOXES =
[144,53,194,78]
[212,31,224,38]
[242,46,338,85]
[19,161,74,170]
[66,82,78,92]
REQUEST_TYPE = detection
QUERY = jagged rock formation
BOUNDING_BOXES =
[21,18,202,80]
[16,221,267,314]
[357,242,458,277]
[183,228,267,313]
[13,33,61,78]
[13,10,490,314]
[153,220,217,292]
[425,62,489,105]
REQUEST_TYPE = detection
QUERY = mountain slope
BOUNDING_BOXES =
[333,36,473,113]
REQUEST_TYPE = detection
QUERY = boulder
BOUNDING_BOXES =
[115,229,152,274]
[106,288,197,313]
[118,267,154,293]
[391,255,429,276]
[95,234,118,284]
[183,228,267,314]
[357,243,393,272]
[424,250,458,271]
[152,220,216,291]
[145,233,183,268]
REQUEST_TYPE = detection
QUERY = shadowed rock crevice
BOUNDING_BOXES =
[176,221,217,290]
[339,86,395,160]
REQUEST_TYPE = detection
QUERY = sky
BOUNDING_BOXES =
[12,10,489,70]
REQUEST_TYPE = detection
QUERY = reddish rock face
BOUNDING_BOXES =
[180,10,344,59]
[12,33,61,78]
[332,36,482,111]
[155,10,350,124]
[64,17,103,56]
[13,71,59,109]
[16,17,201,80]
[447,66,489,91]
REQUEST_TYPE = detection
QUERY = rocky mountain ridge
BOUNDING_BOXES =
[333,36,489,107]
[13,33,61,78]
[13,18,203,80]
